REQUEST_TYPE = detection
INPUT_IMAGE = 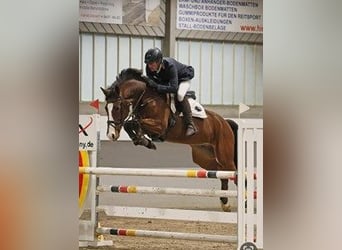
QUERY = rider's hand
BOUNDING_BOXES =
[147,79,158,89]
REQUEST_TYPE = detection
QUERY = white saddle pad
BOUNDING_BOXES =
[170,96,207,119]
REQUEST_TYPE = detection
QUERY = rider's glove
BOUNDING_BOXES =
[147,79,158,89]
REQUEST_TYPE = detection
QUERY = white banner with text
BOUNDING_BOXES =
[177,0,263,33]
[80,0,123,24]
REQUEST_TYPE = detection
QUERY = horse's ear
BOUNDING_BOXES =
[100,87,110,97]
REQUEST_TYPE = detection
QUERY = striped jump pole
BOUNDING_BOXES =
[97,227,237,243]
[228,172,257,182]
[97,185,238,197]
[79,167,236,179]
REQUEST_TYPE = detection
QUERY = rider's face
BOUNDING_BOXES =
[147,61,160,72]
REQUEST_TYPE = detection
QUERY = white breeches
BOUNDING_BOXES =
[177,81,190,102]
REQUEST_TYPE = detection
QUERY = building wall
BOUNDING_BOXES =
[79,33,262,106]
[176,40,262,105]
[79,34,162,101]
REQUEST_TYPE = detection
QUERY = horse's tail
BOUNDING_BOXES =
[226,119,238,169]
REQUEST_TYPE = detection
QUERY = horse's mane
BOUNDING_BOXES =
[105,68,153,100]
[113,68,149,87]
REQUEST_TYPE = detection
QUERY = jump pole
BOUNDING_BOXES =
[97,227,237,243]
[79,167,236,179]
[97,185,238,197]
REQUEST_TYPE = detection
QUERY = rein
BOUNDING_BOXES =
[124,89,146,122]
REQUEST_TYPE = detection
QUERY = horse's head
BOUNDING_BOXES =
[101,68,148,141]
[101,85,131,141]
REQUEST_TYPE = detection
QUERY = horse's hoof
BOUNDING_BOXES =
[146,141,157,150]
[147,141,157,150]
[132,138,140,145]
[221,203,231,212]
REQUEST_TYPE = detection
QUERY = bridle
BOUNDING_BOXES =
[106,89,146,129]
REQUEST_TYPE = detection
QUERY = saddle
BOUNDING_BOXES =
[170,91,207,119]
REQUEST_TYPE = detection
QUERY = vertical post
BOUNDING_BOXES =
[246,128,254,242]
[89,114,113,247]
[89,152,97,239]
[237,119,245,249]
[256,125,263,248]
[95,124,100,226]
[79,114,113,247]
[163,0,176,57]
[89,115,100,239]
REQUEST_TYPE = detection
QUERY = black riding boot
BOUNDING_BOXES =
[180,97,198,136]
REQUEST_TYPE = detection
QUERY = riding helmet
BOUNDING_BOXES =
[144,48,163,64]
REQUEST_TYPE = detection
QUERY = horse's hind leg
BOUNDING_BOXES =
[219,179,230,212]
[213,129,237,211]
[123,120,156,150]
[190,145,231,212]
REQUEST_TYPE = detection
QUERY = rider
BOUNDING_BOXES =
[144,47,198,136]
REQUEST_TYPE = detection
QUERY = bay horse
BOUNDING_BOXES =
[101,68,237,212]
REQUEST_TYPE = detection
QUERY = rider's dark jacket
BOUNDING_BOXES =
[145,57,194,94]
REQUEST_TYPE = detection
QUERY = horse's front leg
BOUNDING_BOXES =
[123,120,156,150]
[123,120,138,141]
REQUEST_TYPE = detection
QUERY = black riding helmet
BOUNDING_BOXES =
[144,48,163,64]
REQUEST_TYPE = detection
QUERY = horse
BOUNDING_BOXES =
[101,68,238,212]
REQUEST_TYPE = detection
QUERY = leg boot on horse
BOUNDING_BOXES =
[179,96,198,136]
[124,120,156,150]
